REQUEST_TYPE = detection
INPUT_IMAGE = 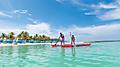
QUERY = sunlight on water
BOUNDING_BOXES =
[0,42,120,67]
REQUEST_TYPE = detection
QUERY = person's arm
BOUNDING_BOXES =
[58,36,60,40]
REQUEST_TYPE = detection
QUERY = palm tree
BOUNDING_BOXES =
[16,34,22,40]
[1,33,7,40]
[16,31,30,40]
[33,34,39,40]
[0,31,52,43]
[23,31,29,40]
[29,36,33,40]
[8,32,15,40]
[38,35,42,40]
[16,31,24,40]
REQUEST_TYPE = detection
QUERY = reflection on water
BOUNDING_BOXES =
[61,48,65,56]
[71,47,76,67]
[0,46,14,55]
[60,47,77,67]
[0,45,48,67]
[72,47,76,57]
[0,42,120,67]
[60,47,76,57]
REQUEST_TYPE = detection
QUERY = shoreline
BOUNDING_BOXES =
[85,40,120,43]
[0,43,53,46]
[0,42,89,47]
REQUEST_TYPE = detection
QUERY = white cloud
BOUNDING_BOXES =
[56,0,82,5]
[56,0,117,9]
[55,23,120,41]
[84,10,99,15]
[0,11,12,18]
[117,0,120,4]
[25,22,120,41]
[25,22,52,37]
[95,0,120,20]
[56,0,120,20]
[13,9,31,16]
[56,0,65,3]
[14,10,28,14]
[98,3,117,9]
[26,22,50,32]
[98,8,120,20]
[0,9,31,19]
[0,28,25,35]
[0,23,120,41]
[90,3,117,9]
[56,0,87,6]
[85,2,120,20]
[0,22,52,37]
[84,2,118,16]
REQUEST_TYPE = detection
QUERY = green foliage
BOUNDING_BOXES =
[0,31,50,41]
[0,33,8,39]
[16,31,50,40]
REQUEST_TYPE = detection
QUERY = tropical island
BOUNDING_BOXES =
[0,31,58,44]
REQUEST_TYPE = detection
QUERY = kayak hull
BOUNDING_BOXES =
[51,43,91,48]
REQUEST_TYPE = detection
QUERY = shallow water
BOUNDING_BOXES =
[0,42,120,67]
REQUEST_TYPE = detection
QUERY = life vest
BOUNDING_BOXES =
[71,36,75,41]
[60,34,64,40]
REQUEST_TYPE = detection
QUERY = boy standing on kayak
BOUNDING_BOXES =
[59,33,65,45]
[71,35,75,45]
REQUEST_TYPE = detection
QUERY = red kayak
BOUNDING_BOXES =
[51,43,91,48]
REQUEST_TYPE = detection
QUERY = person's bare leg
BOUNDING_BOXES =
[61,41,62,45]
[63,41,65,45]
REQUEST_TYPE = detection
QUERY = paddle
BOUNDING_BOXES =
[55,38,59,46]
[70,32,72,37]
[55,33,62,46]
[70,32,72,44]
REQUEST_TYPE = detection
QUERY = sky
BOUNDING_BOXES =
[0,0,120,41]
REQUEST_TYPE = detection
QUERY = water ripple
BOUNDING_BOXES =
[0,42,120,67]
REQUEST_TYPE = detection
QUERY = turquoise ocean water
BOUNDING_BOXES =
[0,42,120,67]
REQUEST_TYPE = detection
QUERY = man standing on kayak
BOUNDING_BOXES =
[59,33,65,45]
[71,35,75,45]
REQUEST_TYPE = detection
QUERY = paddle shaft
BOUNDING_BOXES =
[55,39,59,45]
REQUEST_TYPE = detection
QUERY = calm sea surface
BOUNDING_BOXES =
[0,42,120,67]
